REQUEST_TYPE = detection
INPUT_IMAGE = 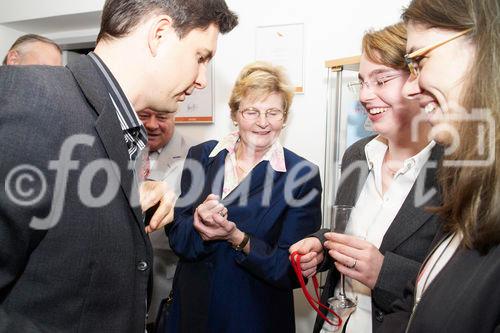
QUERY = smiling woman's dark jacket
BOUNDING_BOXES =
[312,136,443,333]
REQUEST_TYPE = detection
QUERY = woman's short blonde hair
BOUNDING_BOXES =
[228,61,294,122]
[362,22,408,71]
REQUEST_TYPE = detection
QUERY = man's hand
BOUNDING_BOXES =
[139,180,175,233]
[324,232,384,289]
[289,237,324,278]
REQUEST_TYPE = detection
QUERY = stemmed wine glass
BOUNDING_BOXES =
[322,205,357,332]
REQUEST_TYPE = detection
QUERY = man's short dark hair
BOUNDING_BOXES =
[2,34,62,65]
[96,0,238,43]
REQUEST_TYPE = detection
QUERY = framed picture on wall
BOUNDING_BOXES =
[255,23,305,93]
[174,62,214,123]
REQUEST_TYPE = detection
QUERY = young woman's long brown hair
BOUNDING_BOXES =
[403,0,500,253]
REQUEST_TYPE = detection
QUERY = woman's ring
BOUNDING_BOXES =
[348,259,357,269]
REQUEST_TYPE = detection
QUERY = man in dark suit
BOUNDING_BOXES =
[135,108,193,330]
[0,0,238,331]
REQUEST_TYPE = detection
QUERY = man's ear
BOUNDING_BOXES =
[147,15,175,57]
[6,50,21,65]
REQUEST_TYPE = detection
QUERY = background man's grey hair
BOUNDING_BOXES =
[2,34,62,65]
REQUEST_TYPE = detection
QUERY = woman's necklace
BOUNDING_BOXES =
[383,151,401,176]
[235,145,259,179]
[236,162,249,174]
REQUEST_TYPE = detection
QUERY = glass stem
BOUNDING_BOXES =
[340,273,346,297]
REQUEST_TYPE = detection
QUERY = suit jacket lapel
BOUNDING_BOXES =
[67,55,145,233]
[335,146,369,207]
[94,110,145,227]
[223,161,280,207]
[204,150,227,198]
[226,161,284,200]
[380,145,443,252]
[205,149,281,207]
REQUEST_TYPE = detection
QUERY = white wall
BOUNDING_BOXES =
[180,0,410,172]
[0,0,103,23]
[0,0,104,63]
[0,1,410,331]
[0,25,24,63]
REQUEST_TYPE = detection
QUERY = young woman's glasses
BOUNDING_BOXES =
[347,73,403,96]
[404,28,472,78]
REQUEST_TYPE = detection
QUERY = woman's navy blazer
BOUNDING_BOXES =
[166,140,323,333]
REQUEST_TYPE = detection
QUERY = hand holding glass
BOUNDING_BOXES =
[322,205,357,332]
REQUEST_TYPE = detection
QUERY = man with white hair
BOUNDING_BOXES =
[3,34,62,66]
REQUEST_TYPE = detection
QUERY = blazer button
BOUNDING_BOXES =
[375,309,384,322]
[137,261,149,271]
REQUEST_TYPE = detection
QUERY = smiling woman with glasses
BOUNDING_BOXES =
[290,22,442,333]
[378,0,500,332]
[239,106,287,121]
[404,28,473,78]
[348,73,404,96]
[166,61,322,332]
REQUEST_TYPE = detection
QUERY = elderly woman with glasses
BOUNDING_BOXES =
[290,23,442,333]
[163,61,322,332]
[377,0,500,332]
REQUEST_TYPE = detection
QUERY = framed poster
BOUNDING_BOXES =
[256,23,305,93]
[174,62,214,123]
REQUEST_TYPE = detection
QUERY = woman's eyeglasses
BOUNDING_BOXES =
[404,28,472,78]
[239,107,286,121]
[347,73,403,96]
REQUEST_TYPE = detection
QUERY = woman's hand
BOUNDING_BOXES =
[193,194,235,241]
[289,237,324,278]
[324,232,384,289]
[193,210,237,241]
[195,194,228,226]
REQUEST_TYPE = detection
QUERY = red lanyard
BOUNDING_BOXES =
[290,251,342,327]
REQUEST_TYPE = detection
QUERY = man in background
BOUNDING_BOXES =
[137,108,193,331]
[2,34,62,66]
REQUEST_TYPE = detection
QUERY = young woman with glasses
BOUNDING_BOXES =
[164,61,322,332]
[290,23,442,333]
[378,0,500,332]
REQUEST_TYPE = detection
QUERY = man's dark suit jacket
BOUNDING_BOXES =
[312,136,443,333]
[0,55,152,332]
